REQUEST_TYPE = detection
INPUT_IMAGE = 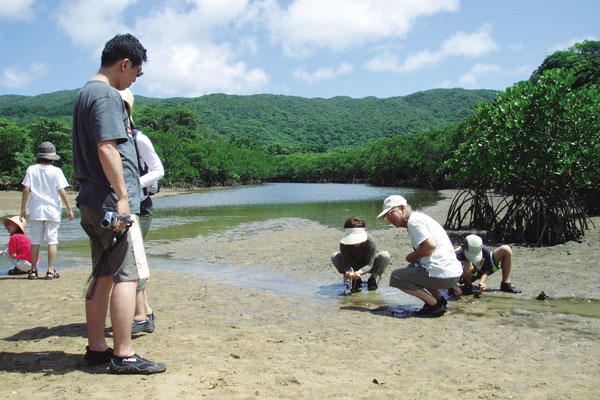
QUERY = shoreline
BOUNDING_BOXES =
[1,187,599,399]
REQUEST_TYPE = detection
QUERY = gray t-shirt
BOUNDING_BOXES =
[72,80,141,213]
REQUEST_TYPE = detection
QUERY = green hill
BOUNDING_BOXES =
[0,88,496,149]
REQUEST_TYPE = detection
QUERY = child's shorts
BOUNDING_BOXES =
[29,220,61,246]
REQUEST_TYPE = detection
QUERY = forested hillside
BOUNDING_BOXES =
[0,88,496,149]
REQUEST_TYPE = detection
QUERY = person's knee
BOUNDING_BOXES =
[331,252,340,263]
[496,245,512,260]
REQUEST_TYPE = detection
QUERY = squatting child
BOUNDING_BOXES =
[452,234,521,295]
[2,216,34,275]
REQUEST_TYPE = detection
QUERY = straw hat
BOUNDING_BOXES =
[119,88,135,127]
[3,216,26,234]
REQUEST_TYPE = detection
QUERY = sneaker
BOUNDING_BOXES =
[109,354,166,375]
[439,296,448,310]
[84,346,113,366]
[500,282,522,293]
[351,278,363,293]
[413,300,446,318]
[462,284,473,296]
[367,277,378,291]
[132,313,155,334]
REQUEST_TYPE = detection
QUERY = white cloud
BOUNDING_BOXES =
[140,42,268,97]
[0,62,48,89]
[549,36,599,53]
[458,63,501,87]
[0,0,35,21]
[365,24,498,73]
[267,0,459,57]
[293,62,353,84]
[55,0,138,49]
[54,0,269,96]
[407,24,497,71]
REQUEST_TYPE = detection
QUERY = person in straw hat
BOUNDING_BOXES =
[331,216,390,292]
[20,141,74,280]
[119,87,164,334]
[378,195,462,318]
[2,216,34,275]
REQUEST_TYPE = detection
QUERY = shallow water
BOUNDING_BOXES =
[453,292,600,319]
[3,183,599,320]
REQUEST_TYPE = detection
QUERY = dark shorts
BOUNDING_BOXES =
[79,203,142,283]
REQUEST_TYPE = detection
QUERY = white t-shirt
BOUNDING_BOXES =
[407,211,462,279]
[22,164,69,221]
[135,130,164,196]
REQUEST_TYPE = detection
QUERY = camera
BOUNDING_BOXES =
[101,212,132,229]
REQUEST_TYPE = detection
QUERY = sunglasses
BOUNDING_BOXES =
[136,70,144,78]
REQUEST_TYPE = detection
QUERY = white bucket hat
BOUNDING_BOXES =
[377,195,408,218]
[463,234,483,264]
[340,228,368,245]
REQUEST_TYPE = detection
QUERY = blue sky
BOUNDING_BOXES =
[1,0,598,99]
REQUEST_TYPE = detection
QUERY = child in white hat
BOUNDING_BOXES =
[453,234,521,295]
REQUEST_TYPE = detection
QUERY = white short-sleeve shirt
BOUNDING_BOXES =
[407,211,462,279]
[22,164,69,221]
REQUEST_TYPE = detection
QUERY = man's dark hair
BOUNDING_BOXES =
[101,33,147,67]
[344,216,366,229]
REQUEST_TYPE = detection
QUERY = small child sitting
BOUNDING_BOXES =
[453,234,521,295]
[2,216,33,275]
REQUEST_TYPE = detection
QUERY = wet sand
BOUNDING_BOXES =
[1,189,599,399]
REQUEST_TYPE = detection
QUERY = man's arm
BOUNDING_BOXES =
[97,140,130,230]
[405,237,437,263]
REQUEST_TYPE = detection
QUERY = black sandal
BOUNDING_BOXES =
[45,270,60,280]
[28,270,38,280]
[8,267,27,275]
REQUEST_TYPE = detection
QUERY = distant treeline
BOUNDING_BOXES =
[0,41,598,226]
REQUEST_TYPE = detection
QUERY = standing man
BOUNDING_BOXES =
[378,195,462,318]
[72,33,165,374]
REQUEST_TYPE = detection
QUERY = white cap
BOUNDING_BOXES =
[463,234,483,264]
[340,228,368,245]
[377,195,408,218]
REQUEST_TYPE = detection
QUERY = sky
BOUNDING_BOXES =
[0,0,598,99]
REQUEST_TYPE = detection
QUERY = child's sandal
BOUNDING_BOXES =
[46,270,59,280]
[28,270,38,280]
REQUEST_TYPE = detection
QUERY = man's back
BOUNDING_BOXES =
[72,80,140,213]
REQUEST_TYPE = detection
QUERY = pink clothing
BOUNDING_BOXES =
[8,233,32,263]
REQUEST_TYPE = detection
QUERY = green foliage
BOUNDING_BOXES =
[0,89,496,149]
[0,118,34,186]
[449,69,600,194]
[446,68,600,245]
[530,40,600,89]
[25,117,74,182]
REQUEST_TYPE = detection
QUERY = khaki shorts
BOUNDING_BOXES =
[390,263,459,292]
[79,204,149,283]
[29,220,61,245]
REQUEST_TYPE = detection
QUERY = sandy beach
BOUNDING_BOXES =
[1,189,599,399]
